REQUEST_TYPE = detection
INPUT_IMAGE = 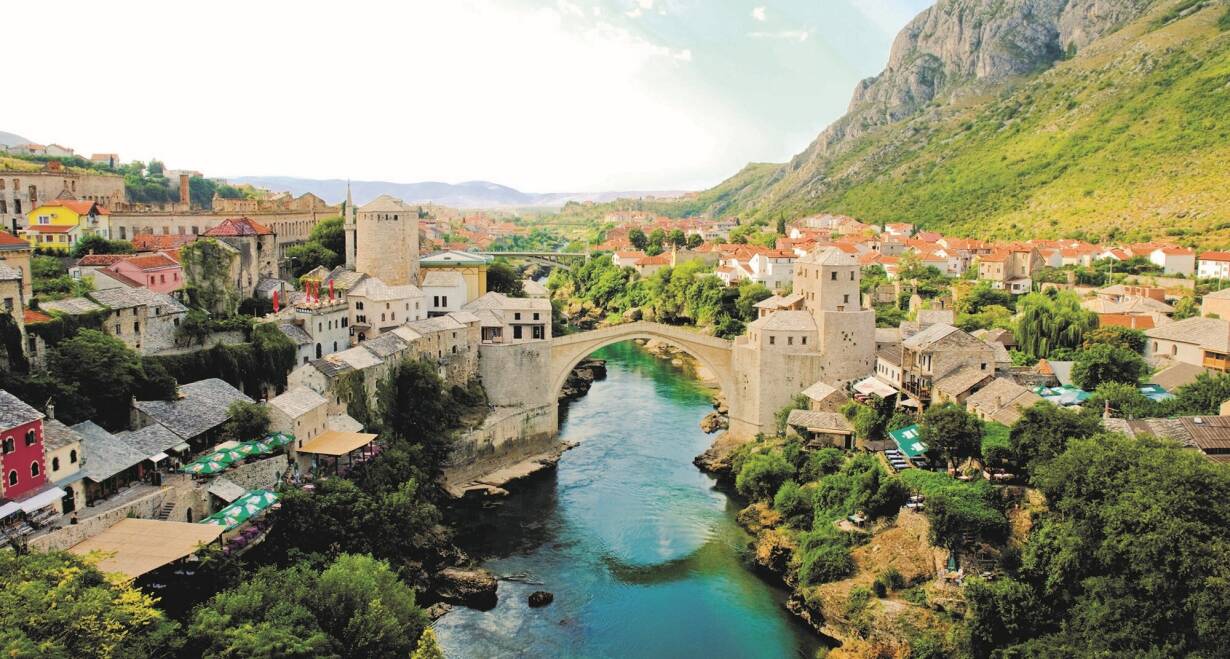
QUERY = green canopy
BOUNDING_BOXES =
[181,452,236,475]
[888,424,930,460]
[265,432,295,448]
[200,489,280,531]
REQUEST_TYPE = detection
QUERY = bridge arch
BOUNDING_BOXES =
[549,321,735,404]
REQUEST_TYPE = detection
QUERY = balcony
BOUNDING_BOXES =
[1203,352,1230,372]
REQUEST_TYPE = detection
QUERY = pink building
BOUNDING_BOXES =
[108,252,183,293]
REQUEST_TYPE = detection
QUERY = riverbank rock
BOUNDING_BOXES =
[693,432,744,477]
[528,591,554,607]
[699,411,728,434]
[712,392,729,415]
[426,602,454,620]
[558,358,607,401]
[436,567,499,610]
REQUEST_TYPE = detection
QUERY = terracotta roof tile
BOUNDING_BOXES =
[204,217,273,237]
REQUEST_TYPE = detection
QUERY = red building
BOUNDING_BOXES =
[0,390,47,500]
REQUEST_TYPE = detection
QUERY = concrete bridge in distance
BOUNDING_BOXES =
[549,321,735,402]
[480,251,590,270]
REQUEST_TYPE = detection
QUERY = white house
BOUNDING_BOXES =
[1150,246,1196,276]
[1197,252,1230,280]
[421,270,468,317]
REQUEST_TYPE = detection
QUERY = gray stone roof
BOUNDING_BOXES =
[802,247,859,266]
[877,344,902,367]
[324,267,367,291]
[90,287,187,314]
[327,414,364,433]
[361,332,408,359]
[801,381,840,401]
[0,264,22,281]
[207,478,247,502]
[0,390,43,428]
[309,357,354,379]
[350,276,423,301]
[277,322,312,346]
[462,291,552,312]
[133,378,253,440]
[358,195,416,213]
[1146,316,1230,352]
[72,421,147,482]
[268,386,327,419]
[1149,362,1211,391]
[255,278,286,295]
[41,418,82,451]
[40,297,105,315]
[748,310,816,332]
[967,378,1044,426]
[407,316,464,335]
[902,323,962,350]
[450,310,480,325]
[115,424,183,457]
[934,367,993,398]
[330,346,382,370]
[786,409,853,433]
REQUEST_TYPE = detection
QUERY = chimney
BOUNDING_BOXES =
[179,174,190,207]
[46,401,55,420]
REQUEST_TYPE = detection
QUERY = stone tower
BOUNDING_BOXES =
[352,195,419,285]
[343,181,357,270]
[794,247,876,387]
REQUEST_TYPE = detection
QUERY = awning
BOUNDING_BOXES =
[200,490,280,531]
[888,424,929,460]
[69,518,223,579]
[18,486,67,513]
[0,501,22,519]
[297,431,378,456]
[854,376,898,398]
[149,452,170,463]
[172,443,191,453]
[206,478,247,503]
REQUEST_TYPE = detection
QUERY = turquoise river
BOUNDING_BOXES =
[435,341,822,658]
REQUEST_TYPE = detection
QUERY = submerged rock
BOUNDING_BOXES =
[436,567,499,610]
[528,591,555,608]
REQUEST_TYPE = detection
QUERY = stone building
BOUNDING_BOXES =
[794,247,877,385]
[0,231,32,300]
[462,292,551,344]
[350,195,420,287]
[348,276,425,343]
[0,166,125,233]
[899,323,996,407]
[283,298,350,364]
[422,270,467,317]
[419,250,490,303]
[41,288,187,355]
[266,386,329,462]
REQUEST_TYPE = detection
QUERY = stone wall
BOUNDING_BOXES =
[29,487,178,552]
[225,455,287,492]
[479,342,554,408]
[816,309,876,388]
[729,341,825,439]
[446,403,559,481]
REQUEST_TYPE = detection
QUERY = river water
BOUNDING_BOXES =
[435,341,821,658]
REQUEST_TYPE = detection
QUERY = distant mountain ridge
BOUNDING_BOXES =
[228,176,687,209]
[665,0,1230,247]
[0,131,32,148]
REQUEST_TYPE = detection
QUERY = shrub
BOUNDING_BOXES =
[735,450,795,500]
[797,540,855,586]
[799,447,845,482]
[773,480,814,528]
[899,469,1008,546]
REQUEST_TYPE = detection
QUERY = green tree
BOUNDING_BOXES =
[309,216,346,255]
[376,359,458,475]
[667,228,686,247]
[647,228,666,250]
[486,261,525,296]
[1071,342,1147,390]
[175,309,212,347]
[1007,403,1101,475]
[1081,325,1146,352]
[1015,290,1097,359]
[410,628,445,659]
[734,282,772,320]
[685,233,704,249]
[285,241,340,278]
[0,550,180,658]
[221,400,270,442]
[69,235,134,259]
[958,282,1015,315]
[628,228,647,250]
[1087,381,1158,419]
[48,329,174,429]
[918,403,983,464]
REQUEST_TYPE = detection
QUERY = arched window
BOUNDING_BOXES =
[30,461,39,477]
[7,470,16,486]
[2,438,12,454]
[25,429,35,446]
[51,457,60,471]
[69,449,77,463]
[316,343,323,359]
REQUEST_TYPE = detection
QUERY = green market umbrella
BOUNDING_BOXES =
[265,433,295,448]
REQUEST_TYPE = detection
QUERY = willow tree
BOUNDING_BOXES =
[1015,290,1096,359]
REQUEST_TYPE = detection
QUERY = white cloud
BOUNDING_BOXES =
[748,29,810,42]
[0,0,723,192]
[626,0,654,18]
[751,6,766,22]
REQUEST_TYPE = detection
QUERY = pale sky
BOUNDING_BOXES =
[6,0,931,192]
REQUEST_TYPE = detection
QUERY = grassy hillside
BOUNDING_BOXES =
[682,0,1230,247]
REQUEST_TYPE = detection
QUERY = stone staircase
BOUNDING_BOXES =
[154,502,177,521]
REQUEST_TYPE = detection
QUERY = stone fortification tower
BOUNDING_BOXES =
[352,195,419,286]
[794,247,876,387]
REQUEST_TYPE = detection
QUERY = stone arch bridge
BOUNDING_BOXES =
[550,321,734,401]
[479,251,590,270]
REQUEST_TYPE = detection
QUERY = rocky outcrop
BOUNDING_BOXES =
[435,567,499,610]
[699,411,728,434]
[795,0,1157,165]
[558,358,606,400]
[528,591,555,607]
[693,431,746,476]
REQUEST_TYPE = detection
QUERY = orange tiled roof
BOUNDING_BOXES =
[77,254,128,266]
[0,232,28,247]
[38,200,108,216]
[204,217,273,237]
[23,309,51,324]
[1199,252,1230,262]
[26,224,78,234]
[117,253,179,271]
[131,234,196,252]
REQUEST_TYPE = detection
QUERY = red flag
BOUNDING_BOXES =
[272,290,279,312]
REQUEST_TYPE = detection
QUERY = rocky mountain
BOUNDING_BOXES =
[0,131,31,148]
[229,176,686,209]
[672,0,1230,246]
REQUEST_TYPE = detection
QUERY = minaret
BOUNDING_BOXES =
[344,180,357,270]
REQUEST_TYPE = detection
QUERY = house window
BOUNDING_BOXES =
[843,294,849,304]
[442,296,448,307]
[25,429,35,446]
[30,461,38,477]
[788,336,794,346]
[981,362,987,371]
[2,437,12,453]
[533,312,540,320]
[830,271,837,281]
[515,312,521,320]
[514,326,523,340]
[70,449,77,463]
[769,335,776,345]
[52,457,60,472]
[533,325,544,340]
[802,336,807,345]
[7,470,15,487]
